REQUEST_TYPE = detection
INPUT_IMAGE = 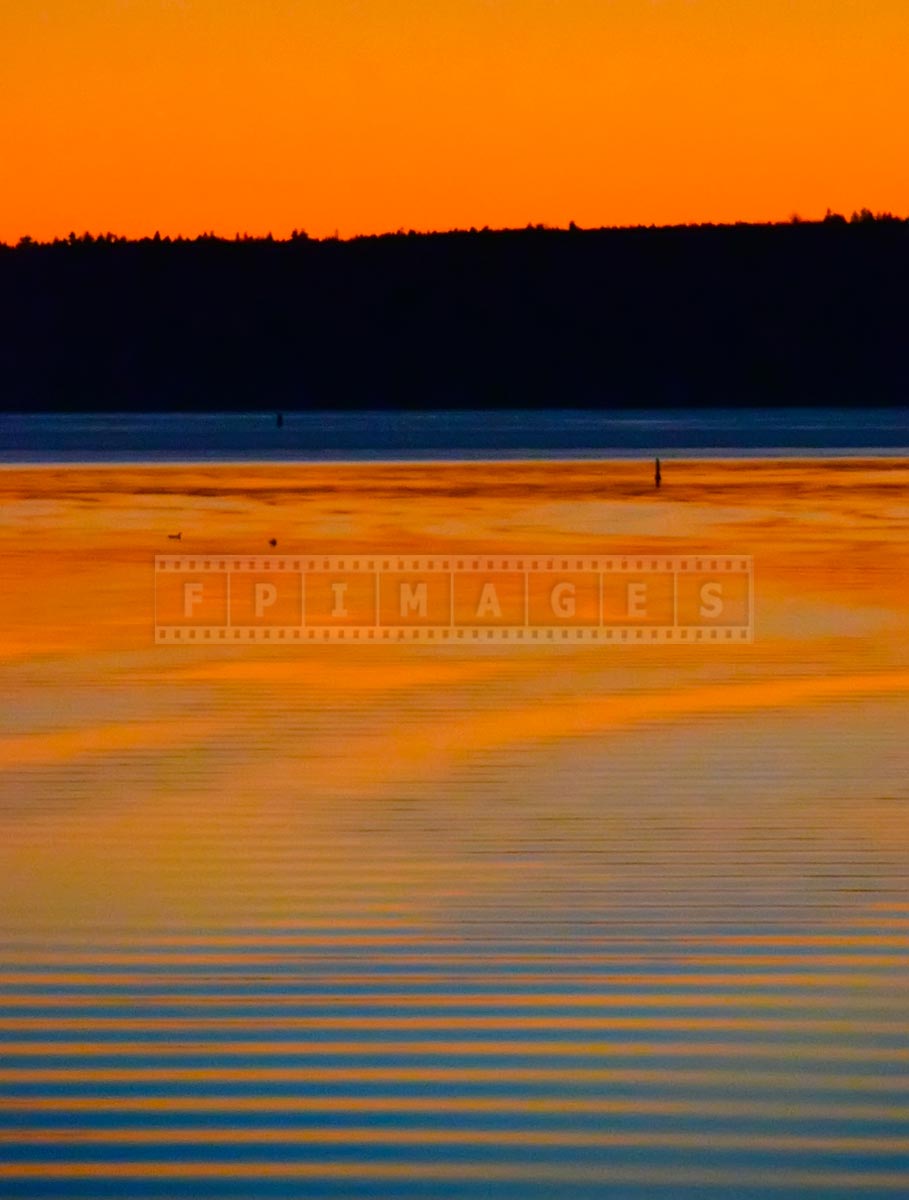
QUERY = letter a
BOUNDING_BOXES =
[476,583,501,619]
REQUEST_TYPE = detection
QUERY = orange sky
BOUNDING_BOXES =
[1,0,907,240]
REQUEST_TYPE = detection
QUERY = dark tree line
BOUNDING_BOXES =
[0,215,906,411]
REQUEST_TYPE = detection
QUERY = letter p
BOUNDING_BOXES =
[255,582,278,618]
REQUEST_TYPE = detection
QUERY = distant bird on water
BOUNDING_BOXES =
[654,457,662,488]
[276,412,284,428]
[167,532,182,540]
[269,538,278,547]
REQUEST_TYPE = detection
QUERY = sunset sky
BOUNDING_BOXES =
[2,0,907,242]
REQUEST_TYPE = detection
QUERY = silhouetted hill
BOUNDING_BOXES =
[1,217,907,410]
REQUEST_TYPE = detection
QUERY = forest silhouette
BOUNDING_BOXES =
[1,215,906,410]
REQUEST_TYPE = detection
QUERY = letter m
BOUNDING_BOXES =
[399,581,428,619]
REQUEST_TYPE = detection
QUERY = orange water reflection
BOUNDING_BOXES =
[1,459,908,1197]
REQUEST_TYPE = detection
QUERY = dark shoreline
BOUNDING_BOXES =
[2,220,907,412]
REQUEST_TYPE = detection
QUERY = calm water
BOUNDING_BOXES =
[1,407,908,462]
[1,458,908,1196]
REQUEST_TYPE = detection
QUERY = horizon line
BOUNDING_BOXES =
[4,209,907,249]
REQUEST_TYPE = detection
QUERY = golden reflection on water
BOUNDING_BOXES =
[0,459,908,1198]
